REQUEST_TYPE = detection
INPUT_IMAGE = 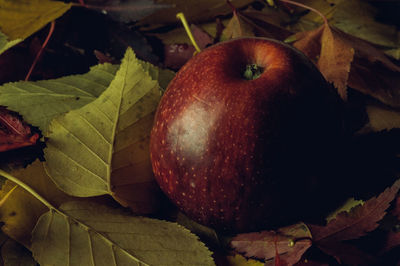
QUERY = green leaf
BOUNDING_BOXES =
[0,30,21,55]
[138,60,175,92]
[31,201,215,266]
[44,48,161,197]
[0,63,119,131]
[0,0,71,54]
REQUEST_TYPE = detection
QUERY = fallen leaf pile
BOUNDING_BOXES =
[0,0,399,265]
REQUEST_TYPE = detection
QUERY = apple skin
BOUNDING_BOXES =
[150,37,343,232]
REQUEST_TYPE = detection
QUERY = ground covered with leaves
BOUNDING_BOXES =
[0,0,400,265]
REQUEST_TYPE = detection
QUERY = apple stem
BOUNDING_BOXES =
[176,12,201,53]
[243,64,263,80]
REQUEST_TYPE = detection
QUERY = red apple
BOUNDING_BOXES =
[150,37,343,232]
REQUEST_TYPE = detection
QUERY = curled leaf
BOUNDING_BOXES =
[0,107,39,152]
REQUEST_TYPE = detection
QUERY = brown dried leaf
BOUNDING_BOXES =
[348,60,400,108]
[309,179,400,243]
[330,0,400,49]
[318,25,354,100]
[292,24,400,107]
[293,24,354,100]
[240,8,293,41]
[360,104,400,133]
[333,28,400,73]
[292,25,324,63]
[222,12,255,40]
[231,223,312,265]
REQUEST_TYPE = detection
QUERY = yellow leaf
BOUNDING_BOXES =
[0,0,71,40]
[0,182,47,247]
[31,201,215,266]
[0,161,77,247]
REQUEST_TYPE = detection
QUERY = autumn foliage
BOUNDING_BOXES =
[0,0,399,265]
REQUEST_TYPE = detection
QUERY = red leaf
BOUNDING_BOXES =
[230,223,312,266]
[190,25,214,49]
[382,231,400,253]
[317,242,376,265]
[0,107,39,152]
[164,43,196,70]
[309,179,400,243]
[393,196,400,219]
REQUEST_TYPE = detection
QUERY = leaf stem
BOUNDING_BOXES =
[226,0,237,14]
[176,13,201,53]
[25,21,56,81]
[0,169,56,210]
[278,0,328,25]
